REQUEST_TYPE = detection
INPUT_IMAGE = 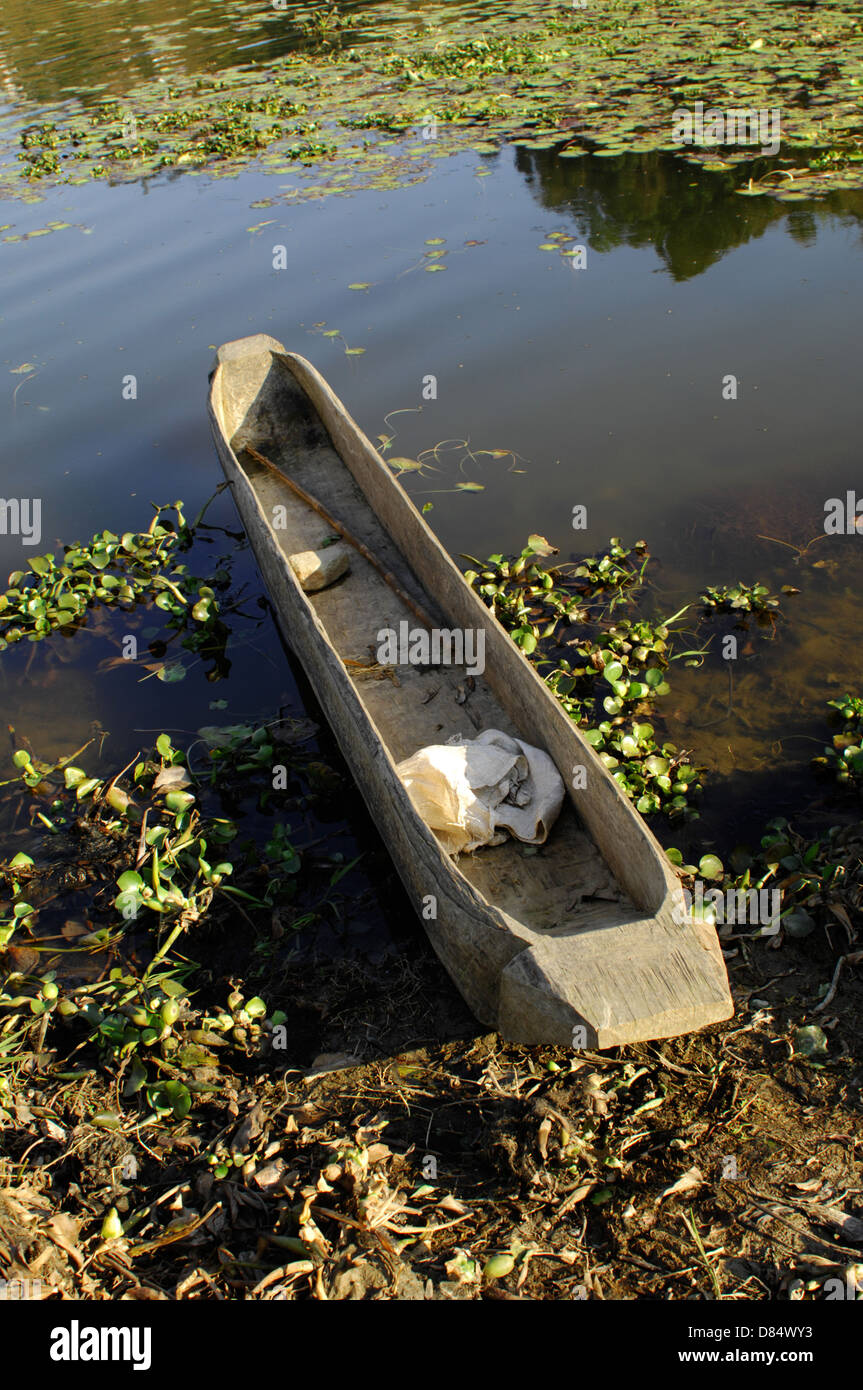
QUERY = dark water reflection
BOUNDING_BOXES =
[517,145,863,280]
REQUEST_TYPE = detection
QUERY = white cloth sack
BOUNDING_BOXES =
[395,729,565,857]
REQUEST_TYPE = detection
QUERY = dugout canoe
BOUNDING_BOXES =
[208,334,733,1047]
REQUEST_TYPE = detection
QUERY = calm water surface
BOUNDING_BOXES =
[2,0,863,874]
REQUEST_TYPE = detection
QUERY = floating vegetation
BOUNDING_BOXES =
[814,693,863,788]
[386,456,435,478]
[669,805,863,956]
[1,218,88,245]
[464,535,704,820]
[375,416,526,494]
[699,581,784,618]
[2,0,863,201]
[0,503,231,682]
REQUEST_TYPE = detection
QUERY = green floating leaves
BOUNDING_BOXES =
[818,694,863,790]
[463,535,705,821]
[700,582,781,616]
[387,457,424,474]
[156,661,187,683]
[513,628,537,654]
[526,534,556,558]
[0,504,227,683]
[698,854,724,881]
[3,0,863,207]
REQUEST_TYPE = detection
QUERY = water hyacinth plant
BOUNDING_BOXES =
[0,502,231,681]
[699,581,782,620]
[462,533,586,656]
[814,693,863,788]
[464,536,704,819]
[667,807,860,948]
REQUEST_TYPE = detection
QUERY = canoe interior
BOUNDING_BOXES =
[216,352,636,937]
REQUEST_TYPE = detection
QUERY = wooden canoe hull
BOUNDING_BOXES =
[208,334,733,1047]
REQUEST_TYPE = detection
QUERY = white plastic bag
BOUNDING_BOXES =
[395,729,564,857]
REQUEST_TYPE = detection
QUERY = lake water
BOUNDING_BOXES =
[2,0,863,876]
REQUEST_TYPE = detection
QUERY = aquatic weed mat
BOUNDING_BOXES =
[2,0,863,204]
[2,934,861,1302]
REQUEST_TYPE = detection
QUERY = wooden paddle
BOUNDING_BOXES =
[243,444,436,630]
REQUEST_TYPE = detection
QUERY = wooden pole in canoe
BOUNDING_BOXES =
[243,445,436,630]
